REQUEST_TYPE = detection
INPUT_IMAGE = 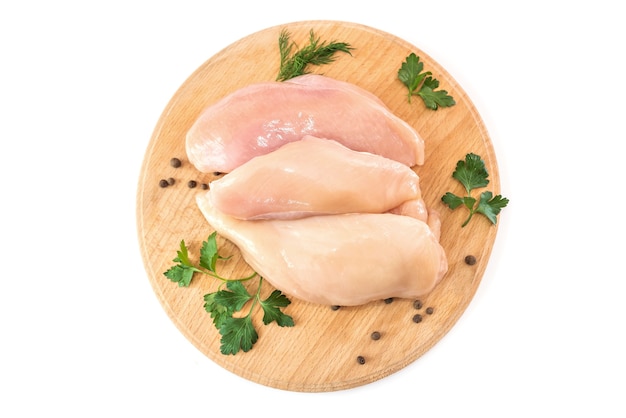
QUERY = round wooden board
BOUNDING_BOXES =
[136,20,501,392]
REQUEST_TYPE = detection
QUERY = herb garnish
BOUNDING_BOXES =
[164,232,294,355]
[276,29,354,81]
[441,153,509,227]
[398,52,455,110]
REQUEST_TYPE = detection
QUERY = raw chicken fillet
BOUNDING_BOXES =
[197,200,448,306]
[206,136,428,221]
[186,74,425,173]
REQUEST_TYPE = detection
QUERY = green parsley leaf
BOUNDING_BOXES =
[203,292,234,329]
[198,231,232,272]
[452,153,490,193]
[442,153,509,227]
[175,239,192,266]
[398,53,430,103]
[163,264,195,287]
[198,232,219,272]
[219,316,258,355]
[260,290,295,327]
[398,53,455,110]
[417,76,456,110]
[441,192,469,210]
[475,191,509,225]
[214,281,253,312]
[163,240,202,287]
[277,29,353,81]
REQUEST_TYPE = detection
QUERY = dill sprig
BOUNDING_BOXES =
[276,29,353,81]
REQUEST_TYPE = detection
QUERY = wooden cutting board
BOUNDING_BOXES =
[136,20,501,392]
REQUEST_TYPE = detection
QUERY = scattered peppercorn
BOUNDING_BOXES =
[159,179,169,188]
[330,305,340,311]
[187,180,197,188]
[170,158,182,168]
[201,183,209,190]
[384,297,394,304]
[426,307,434,315]
[370,331,381,341]
[413,300,423,310]
[465,255,477,265]
[167,177,175,186]
[357,356,366,365]
[412,314,423,323]
[213,171,223,176]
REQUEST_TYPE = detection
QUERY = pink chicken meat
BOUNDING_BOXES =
[205,136,428,221]
[197,200,448,306]
[186,74,425,173]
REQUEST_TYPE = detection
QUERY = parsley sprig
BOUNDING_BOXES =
[398,53,455,110]
[276,29,353,81]
[441,153,509,227]
[164,232,294,355]
[205,279,294,355]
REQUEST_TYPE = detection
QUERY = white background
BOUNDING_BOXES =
[1,1,625,416]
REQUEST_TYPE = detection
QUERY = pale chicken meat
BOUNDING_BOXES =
[206,136,428,221]
[196,199,448,306]
[186,74,425,173]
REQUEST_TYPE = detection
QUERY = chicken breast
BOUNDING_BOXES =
[186,74,424,173]
[196,199,448,306]
[205,136,428,221]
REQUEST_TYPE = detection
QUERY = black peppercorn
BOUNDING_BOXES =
[159,179,169,188]
[465,255,477,265]
[167,177,175,186]
[413,300,423,310]
[201,183,209,190]
[383,297,393,304]
[330,305,340,311]
[412,314,423,323]
[357,356,366,365]
[426,307,434,315]
[370,331,381,341]
[188,180,197,188]
[170,158,182,168]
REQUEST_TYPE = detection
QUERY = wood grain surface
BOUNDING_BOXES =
[136,20,501,392]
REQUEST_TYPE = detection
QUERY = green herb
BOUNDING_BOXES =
[277,29,353,81]
[398,53,455,110]
[163,234,244,286]
[205,280,294,355]
[441,153,509,227]
[164,232,294,355]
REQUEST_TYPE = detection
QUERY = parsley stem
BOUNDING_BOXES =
[200,269,258,283]
[246,276,264,317]
[461,212,474,228]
